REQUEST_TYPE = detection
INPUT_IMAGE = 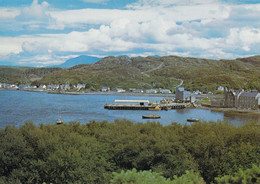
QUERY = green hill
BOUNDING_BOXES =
[0,66,62,84]
[1,55,259,91]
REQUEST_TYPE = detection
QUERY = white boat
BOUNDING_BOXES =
[148,106,161,111]
[56,118,63,125]
[187,118,199,122]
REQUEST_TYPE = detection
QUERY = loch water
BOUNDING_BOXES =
[0,90,258,129]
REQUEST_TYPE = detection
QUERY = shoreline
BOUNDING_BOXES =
[0,88,176,97]
[210,107,260,116]
[1,89,259,116]
[197,105,260,115]
[48,91,176,97]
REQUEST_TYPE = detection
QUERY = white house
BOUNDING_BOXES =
[1,83,8,88]
[64,84,70,90]
[9,84,18,89]
[133,89,144,93]
[18,84,30,89]
[77,84,85,90]
[30,85,37,89]
[217,86,224,91]
[194,90,201,95]
[102,86,110,92]
[116,88,126,93]
[160,89,171,94]
[47,84,59,90]
[190,95,196,103]
[146,89,157,93]
[60,84,70,90]
[39,84,47,90]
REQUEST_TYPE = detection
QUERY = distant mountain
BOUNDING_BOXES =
[52,55,101,68]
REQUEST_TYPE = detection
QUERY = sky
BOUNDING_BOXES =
[1,0,260,67]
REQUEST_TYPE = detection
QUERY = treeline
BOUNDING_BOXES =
[0,120,259,183]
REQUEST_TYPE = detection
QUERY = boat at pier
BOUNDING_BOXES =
[142,114,161,119]
[148,106,161,111]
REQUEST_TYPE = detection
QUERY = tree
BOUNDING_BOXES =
[110,169,205,184]
[215,164,260,184]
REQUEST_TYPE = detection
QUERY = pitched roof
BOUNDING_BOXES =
[240,92,259,98]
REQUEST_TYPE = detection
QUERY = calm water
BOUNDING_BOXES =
[0,90,258,129]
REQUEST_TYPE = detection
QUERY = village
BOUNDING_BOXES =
[1,82,259,111]
[0,82,189,94]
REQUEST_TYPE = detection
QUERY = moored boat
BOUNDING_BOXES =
[142,114,161,119]
[187,118,199,122]
[56,118,63,125]
[148,106,161,111]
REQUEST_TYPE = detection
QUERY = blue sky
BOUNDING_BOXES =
[1,0,260,67]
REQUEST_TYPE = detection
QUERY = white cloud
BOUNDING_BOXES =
[226,27,260,51]
[48,9,147,29]
[21,0,50,19]
[0,8,20,19]
[127,0,222,9]
[7,0,52,31]
[82,0,109,3]
[0,37,24,56]
[48,4,230,30]
[17,54,82,67]
[1,0,260,66]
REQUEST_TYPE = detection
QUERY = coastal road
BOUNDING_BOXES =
[141,62,164,77]
[141,62,184,88]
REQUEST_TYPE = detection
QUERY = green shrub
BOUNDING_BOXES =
[172,170,205,184]
[110,169,172,184]
[215,164,260,184]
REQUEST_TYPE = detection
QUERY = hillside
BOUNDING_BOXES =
[235,55,260,67]
[1,55,259,91]
[37,56,180,90]
[0,66,62,84]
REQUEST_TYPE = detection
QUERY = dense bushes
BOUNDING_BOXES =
[110,169,205,184]
[0,123,113,183]
[215,164,260,184]
[0,120,259,183]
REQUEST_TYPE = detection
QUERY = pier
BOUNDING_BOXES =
[104,100,186,110]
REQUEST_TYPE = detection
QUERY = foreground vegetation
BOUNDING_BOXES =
[1,55,260,91]
[0,120,259,183]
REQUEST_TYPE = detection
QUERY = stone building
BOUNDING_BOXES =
[238,92,260,109]
[176,87,190,101]
[224,88,260,109]
[224,88,244,108]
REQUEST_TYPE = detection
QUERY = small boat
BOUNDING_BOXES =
[142,114,161,119]
[56,118,63,125]
[148,106,161,111]
[187,118,199,122]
